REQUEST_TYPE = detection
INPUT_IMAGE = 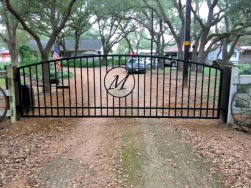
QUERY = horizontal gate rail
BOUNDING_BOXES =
[17,54,223,119]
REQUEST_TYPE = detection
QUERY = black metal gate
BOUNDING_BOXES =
[17,55,223,118]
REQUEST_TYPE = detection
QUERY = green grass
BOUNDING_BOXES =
[0,78,6,87]
[118,128,146,187]
[0,62,10,87]
[190,67,217,76]
[236,63,251,75]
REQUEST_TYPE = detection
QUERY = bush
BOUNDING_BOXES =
[107,58,126,65]
[50,70,74,79]
[49,64,74,79]
[61,57,114,68]
[61,59,100,68]
[240,68,251,75]
[18,44,41,67]
[0,62,11,70]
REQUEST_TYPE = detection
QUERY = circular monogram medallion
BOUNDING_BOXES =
[104,67,135,98]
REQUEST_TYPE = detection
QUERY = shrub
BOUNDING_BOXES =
[49,64,74,79]
[107,58,126,65]
[0,62,11,70]
[61,59,100,68]
[18,44,41,66]
[240,68,251,75]
[61,57,114,68]
[50,70,74,79]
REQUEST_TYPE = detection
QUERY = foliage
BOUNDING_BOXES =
[18,44,32,63]
[68,0,93,56]
[239,69,251,75]
[18,44,41,66]
[49,68,74,79]
[114,39,130,54]
[238,33,251,46]
[91,0,137,55]
[0,41,8,49]
[107,57,126,65]
[2,0,250,66]
[239,63,251,75]
[59,57,127,67]
[5,0,77,61]
[61,59,101,68]
[21,63,74,83]
[0,62,11,70]
[81,28,100,39]
[16,29,33,45]
[0,0,19,66]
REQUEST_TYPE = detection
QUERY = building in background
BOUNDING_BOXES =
[0,50,11,62]
[239,46,251,63]
[28,39,103,58]
[165,42,244,64]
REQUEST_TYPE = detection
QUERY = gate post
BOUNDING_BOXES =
[13,66,22,121]
[227,67,239,124]
[220,66,232,123]
[6,65,17,123]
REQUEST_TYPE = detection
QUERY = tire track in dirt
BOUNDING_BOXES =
[116,118,226,188]
[36,118,124,188]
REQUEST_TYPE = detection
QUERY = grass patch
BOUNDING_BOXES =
[0,78,6,87]
[235,63,251,75]
[118,127,147,187]
[190,67,217,76]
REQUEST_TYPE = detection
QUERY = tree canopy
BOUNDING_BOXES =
[0,0,250,66]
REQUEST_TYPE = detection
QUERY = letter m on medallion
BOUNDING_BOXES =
[108,75,129,91]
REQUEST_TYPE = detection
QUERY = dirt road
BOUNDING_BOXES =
[1,117,228,188]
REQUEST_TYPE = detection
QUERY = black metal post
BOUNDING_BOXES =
[220,66,232,123]
[151,9,153,57]
[13,66,21,120]
[183,0,191,87]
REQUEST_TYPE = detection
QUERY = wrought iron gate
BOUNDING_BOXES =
[17,55,223,118]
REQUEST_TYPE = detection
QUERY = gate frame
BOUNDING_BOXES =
[16,55,227,119]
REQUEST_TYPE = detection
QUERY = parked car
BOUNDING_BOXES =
[165,55,177,67]
[145,58,158,68]
[126,58,146,74]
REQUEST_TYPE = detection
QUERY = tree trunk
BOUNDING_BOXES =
[177,41,183,71]
[8,36,18,66]
[191,42,198,71]
[41,52,50,93]
[1,8,19,67]
[102,49,110,65]
[60,38,69,57]
[221,36,240,66]
[159,34,165,70]
[74,34,79,57]
[9,48,18,66]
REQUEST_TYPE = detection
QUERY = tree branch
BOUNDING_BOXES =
[155,0,179,41]
[5,0,43,51]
